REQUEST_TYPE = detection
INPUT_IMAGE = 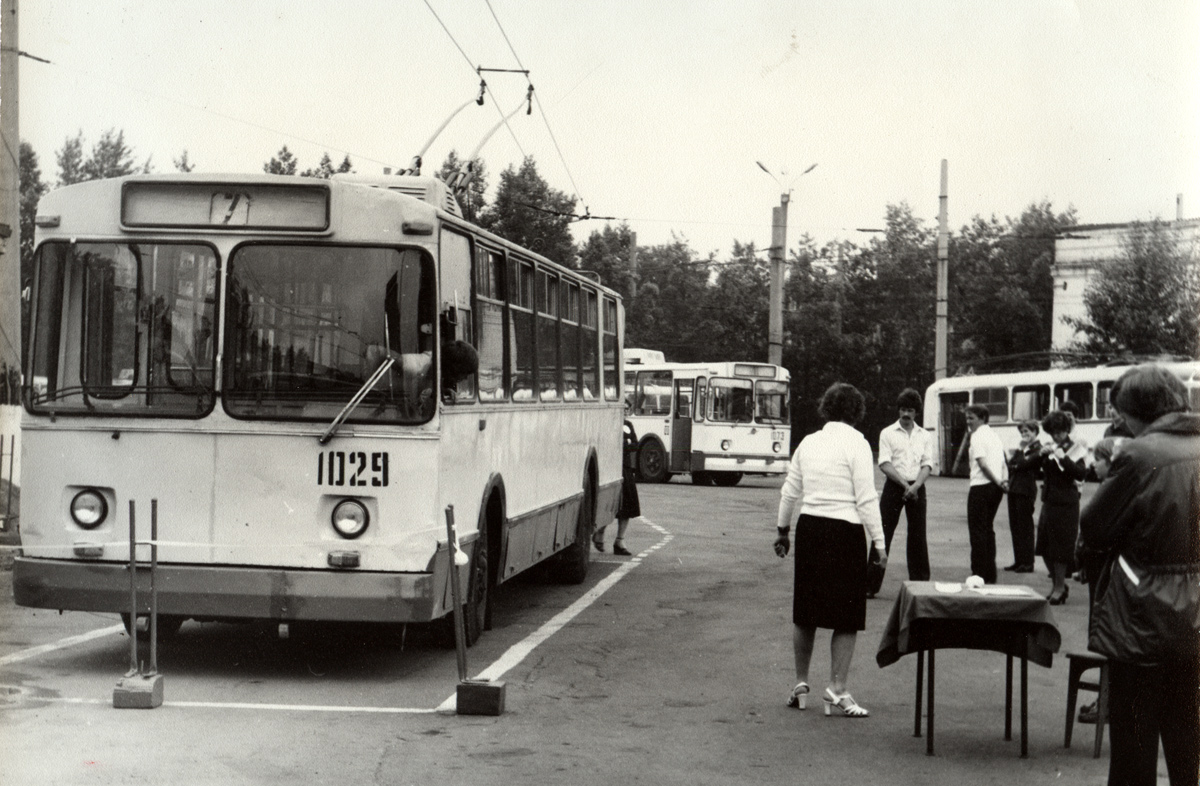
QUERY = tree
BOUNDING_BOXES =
[477,157,577,267]
[949,201,1075,370]
[173,150,196,172]
[436,150,488,222]
[624,236,712,360]
[578,223,637,301]
[55,129,148,186]
[263,145,299,176]
[1066,219,1200,359]
[301,152,354,179]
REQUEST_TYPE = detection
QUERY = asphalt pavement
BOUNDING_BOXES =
[0,473,1136,785]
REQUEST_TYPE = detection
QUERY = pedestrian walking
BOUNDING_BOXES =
[594,420,639,556]
[1003,419,1041,573]
[1034,409,1088,604]
[876,388,933,586]
[773,382,886,718]
[1080,364,1200,786]
[964,404,1008,584]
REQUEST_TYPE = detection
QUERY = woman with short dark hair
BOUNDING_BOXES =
[1035,408,1088,604]
[1081,364,1199,786]
[773,383,886,717]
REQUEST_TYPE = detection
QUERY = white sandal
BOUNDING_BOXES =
[823,687,869,717]
[786,681,810,710]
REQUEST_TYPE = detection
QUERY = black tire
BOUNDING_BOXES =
[464,524,490,646]
[637,438,671,484]
[710,471,743,487]
[121,613,185,642]
[691,471,715,486]
[548,469,595,584]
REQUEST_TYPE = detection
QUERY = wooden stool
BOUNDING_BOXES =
[1065,651,1109,758]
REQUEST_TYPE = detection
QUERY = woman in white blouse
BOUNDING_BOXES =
[773,383,887,718]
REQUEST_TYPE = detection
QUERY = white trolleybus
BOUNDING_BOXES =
[623,349,791,486]
[15,172,626,644]
[923,360,1200,476]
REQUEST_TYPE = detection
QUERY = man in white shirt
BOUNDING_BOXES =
[877,388,933,584]
[964,404,1010,584]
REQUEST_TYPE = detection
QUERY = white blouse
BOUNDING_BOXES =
[775,421,885,550]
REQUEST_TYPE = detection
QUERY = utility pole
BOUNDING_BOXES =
[768,196,788,366]
[934,159,949,380]
[0,0,20,398]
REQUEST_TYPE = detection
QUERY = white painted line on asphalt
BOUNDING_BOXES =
[0,624,124,666]
[436,516,671,712]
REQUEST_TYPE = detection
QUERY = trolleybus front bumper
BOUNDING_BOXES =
[692,453,786,474]
[12,557,445,623]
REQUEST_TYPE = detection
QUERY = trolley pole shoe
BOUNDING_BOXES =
[444,505,505,716]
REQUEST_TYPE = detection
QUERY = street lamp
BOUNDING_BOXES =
[757,161,816,366]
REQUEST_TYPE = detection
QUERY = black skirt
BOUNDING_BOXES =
[616,466,640,519]
[793,514,868,631]
[1035,497,1079,570]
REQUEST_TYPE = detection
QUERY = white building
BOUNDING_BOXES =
[1051,215,1200,350]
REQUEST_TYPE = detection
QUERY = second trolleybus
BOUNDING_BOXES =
[623,351,791,486]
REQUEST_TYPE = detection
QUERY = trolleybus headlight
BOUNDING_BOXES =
[70,489,108,529]
[720,440,732,451]
[331,499,369,539]
[772,442,782,453]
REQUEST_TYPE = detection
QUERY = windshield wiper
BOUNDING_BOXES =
[318,353,397,445]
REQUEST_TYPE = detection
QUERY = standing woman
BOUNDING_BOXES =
[773,383,887,717]
[594,420,639,556]
[1003,420,1042,573]
[1035,410,1089,604]
[1080,365,1199,786]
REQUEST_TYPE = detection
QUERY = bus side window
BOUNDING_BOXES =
[440,229,475,403]
[474,248,506,401]
[1054,382,1094,419]
[1012,385,1049,422]
[973,386,1009,422]
[694,377,706,422]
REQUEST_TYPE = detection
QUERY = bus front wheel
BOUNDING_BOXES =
[464,523,489,646]
[709,471,743,487]
[637,438,671,484]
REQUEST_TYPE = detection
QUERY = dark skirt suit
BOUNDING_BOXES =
[1034,444,1088,570]
[618,421,641,519]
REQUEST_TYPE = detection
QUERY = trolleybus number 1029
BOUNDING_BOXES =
[317,451,390,488]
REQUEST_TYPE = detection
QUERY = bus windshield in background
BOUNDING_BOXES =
[222,245,436,424]
[28,241,218,416]
[755,380,789,425]
[708,377,753,423]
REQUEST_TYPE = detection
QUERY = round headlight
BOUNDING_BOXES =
[720,440,731,451]
[331,499,369,539]
[772,441,782,453]
[70,489,108,529]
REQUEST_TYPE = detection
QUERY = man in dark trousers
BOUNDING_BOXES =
[875,388,933,591]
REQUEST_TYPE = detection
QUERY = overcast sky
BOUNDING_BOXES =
[14,0,1200,256]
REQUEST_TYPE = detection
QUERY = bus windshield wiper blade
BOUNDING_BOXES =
[318,354,397,445]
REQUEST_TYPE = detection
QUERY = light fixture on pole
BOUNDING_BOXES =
[757,161,816,366]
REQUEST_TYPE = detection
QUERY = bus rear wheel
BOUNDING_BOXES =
[637,438,671,484]
[710,471,743,487]
[548,468,595,585]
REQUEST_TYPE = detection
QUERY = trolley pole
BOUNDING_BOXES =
[935,160,950,380]
[768,196,788,367]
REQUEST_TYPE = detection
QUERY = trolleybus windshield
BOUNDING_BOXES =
[222,244,437,424]
[29,241,218,416]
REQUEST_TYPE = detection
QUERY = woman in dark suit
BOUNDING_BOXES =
[1004,419,1042,573]
[773,383,886,717]
[1035,409,1089,604]
[594,420,640,556]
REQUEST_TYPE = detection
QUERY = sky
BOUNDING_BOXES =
[11,0,1200,258]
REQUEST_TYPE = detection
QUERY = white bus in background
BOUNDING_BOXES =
[15,171,625,645]
[923,360,1200,476]
[623,354,791,486]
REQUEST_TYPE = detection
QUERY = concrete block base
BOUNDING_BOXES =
[456,679,505,716]
[113,674,164,709]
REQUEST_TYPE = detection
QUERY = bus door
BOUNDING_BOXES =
[940,392,969,477]
[670,379,694,472]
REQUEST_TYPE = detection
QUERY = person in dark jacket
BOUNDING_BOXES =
[594,420,640,556]
[1003,419,1042,573]
[1035,409,1089,604]
[1079,364,1200,786]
